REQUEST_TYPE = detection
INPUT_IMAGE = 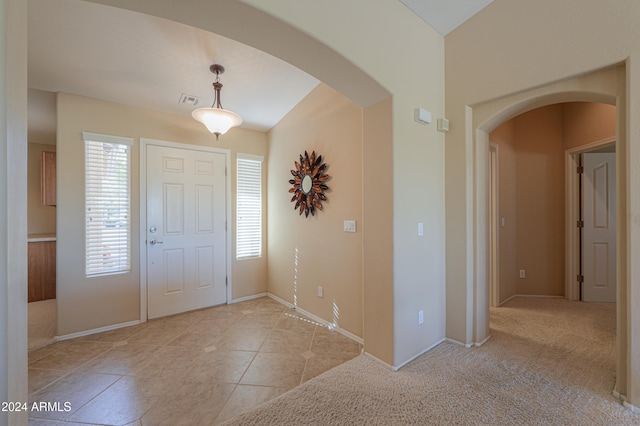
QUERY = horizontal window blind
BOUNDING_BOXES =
[237,155,263,259]
[84,133,132,276]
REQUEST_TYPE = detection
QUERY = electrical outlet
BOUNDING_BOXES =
[318,286,323,298]
[519,269,526,279]
[418,310,424,325]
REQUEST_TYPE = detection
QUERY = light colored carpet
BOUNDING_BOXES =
[28,298,56,352]
[222,297,640,425]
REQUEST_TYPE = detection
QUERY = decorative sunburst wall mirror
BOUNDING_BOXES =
[289,150,329,217]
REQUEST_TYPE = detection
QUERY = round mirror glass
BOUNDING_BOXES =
[301,174,313,194]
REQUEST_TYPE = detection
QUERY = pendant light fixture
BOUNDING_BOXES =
[192,64,243,140]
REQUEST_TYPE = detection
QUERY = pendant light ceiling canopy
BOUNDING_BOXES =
[192,64,242,139]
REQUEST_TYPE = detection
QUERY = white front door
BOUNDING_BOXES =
[582,152,616,302]
[146,144,227,319]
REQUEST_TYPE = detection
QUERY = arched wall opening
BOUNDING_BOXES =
[81,0,398,365]
[467,64,628,398]
[487,101,616,306]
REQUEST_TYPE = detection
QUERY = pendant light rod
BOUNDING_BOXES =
[210,64,224,109]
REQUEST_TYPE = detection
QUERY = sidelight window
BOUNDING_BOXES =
[236,154,263,259]
[84,132,132,276]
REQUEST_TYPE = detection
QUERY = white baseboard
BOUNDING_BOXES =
[444,335,491,348]
[499,294,564,306]
[230,292,267,304]
[498,295,517,306]
[363,351,396,371]
[612,388,639,414]
[623,400,639,413]
[516,294,564,299]
[364,338,448,371]
[474,334,492,347]
[394,338,447,370]
[267,293,364,345]
[56,320,140,341]
[612,388,625,401]
[446,338,473,348]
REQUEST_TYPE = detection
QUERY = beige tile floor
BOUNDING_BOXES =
[28,297,361,425]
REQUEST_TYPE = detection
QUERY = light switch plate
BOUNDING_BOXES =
[414,108,432,125]
[344,220,356,233]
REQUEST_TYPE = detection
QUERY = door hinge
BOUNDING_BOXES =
[225,221,227,231]
[577,165,584,174]
[225,166,227,177]
[577,220,584,228]
[226,276,228,286]
[577,274,584,283]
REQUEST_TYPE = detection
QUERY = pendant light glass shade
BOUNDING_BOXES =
[192,64,242,139]
[191,107,242,137]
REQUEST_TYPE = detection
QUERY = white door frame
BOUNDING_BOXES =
[139,138,232,323]
[489,143,499,307]
[564,136,616,301]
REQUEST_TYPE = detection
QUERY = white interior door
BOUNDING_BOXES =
[582,152,616,302]
[146,144,227,319]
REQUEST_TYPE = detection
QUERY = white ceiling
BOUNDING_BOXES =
[399,0,494,35]
[27,0,492,139]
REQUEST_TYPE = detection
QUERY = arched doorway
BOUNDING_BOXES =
[487,102,616,305]
[468,65,627,399]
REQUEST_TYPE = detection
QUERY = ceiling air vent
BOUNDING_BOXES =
[179,93,200,106]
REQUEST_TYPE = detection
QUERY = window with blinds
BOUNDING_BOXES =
[84,132,133,276]
[237,154,263,259]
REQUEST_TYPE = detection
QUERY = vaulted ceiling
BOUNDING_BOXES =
[27,0,493,140]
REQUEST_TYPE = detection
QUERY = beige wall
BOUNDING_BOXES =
[28,88,57,145]
[56,92,268,336]
[563,102,616,149]
[512,105,565,296]
[363,97,394,363]
[446,0,640,399]
[27,143,56,235]
[247,0,447,368]
[267,84,363,337]
[232,0,447,365]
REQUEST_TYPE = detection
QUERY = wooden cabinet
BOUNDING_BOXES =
[41,151,56,206]
[28,241,56,302]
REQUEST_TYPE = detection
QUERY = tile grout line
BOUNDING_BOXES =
[300,322,320,386]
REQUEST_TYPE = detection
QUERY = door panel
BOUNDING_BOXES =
[195,185,214,233]
[147,144,227,318]
[164,249,185,294]
[164,184,184,234]
[195,246,214,289]
[582,153,616,302]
